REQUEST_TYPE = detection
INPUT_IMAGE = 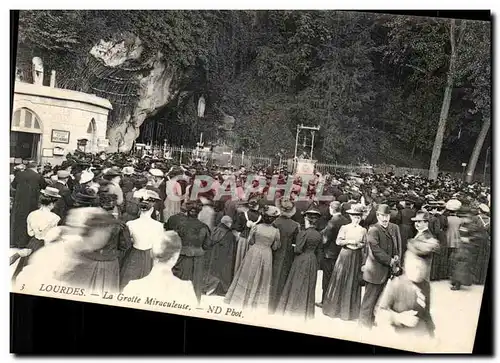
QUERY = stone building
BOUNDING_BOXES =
[10,65,112,165]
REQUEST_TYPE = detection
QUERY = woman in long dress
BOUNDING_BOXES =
[269,198,300,313]
[232,195,262,274]
[12,186,61,281]
[445,199,462,279]
[322,204,367,321]
[276,205,322,320]
[472,203,490,284]
[120,190,164,291]
[450,207,481,290]
[224,205,281,312]
[163,167,185,222]
[203,216,236,296]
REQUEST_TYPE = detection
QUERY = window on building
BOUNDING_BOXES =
[11,108,42,132]
[87,118,97,153]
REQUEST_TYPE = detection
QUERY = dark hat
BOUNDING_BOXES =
[303,204,322,217]
[376,204,391,215]
[65,207,119,229]
[104,167,121,177]
[404,195,419,204]
[411,211,430,222]
[247,193,261,207]
[184,200,201,212]
[40,186,61,199]
[98,192,118,210]
[457,206,472,217]
[277,198,296,218]
[168,166,184,177]
[71,188,98,207]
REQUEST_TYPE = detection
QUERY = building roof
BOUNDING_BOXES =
[14,81,113,111]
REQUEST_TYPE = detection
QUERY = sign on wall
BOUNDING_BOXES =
[42,148,54,157]
[296,160,316,175]
[51,129,70,144]
[98,138,110,148]
[53,146,65,156]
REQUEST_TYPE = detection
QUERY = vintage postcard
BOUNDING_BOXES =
[10,10,491,353]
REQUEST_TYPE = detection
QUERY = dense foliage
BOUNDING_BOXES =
[15,11,491,171]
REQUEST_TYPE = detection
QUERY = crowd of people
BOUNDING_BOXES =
[10,149,491,337]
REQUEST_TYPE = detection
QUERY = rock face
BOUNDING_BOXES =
[90,36,143,67]
[89,35,179,152]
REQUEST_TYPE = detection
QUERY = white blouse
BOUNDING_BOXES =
[336,223,367,250]
[26,208,61,241]
[126,217,165,251]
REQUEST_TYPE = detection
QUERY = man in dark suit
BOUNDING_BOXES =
[408,211,440,282]
[52,170,73,221]
[316,201,350,307]
[10,161,47,248]
[359,204,403,328]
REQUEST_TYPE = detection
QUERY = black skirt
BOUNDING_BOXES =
[12,237,45,282]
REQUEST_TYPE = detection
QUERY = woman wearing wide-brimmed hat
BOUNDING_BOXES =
[70,187,99,209]
[11,187,62,282]
[269,198,300,313]
[171,200,211,303]
[224,205,281,312]
[322,204,367,321]
[232,194,262,274]
[120,190,165,291]
[276,204,322,320]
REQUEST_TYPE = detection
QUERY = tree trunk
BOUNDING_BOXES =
[465,116,490,183]
[428,19,465,180]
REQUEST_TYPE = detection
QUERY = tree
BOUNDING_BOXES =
[428,19,467,180]
[466,117,490,182]
[457,20,491,183]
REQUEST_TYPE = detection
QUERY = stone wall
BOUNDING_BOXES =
[12,81,112,165]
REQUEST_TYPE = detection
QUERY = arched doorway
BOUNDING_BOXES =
[10,108,43,162]
[87,118,97,153]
